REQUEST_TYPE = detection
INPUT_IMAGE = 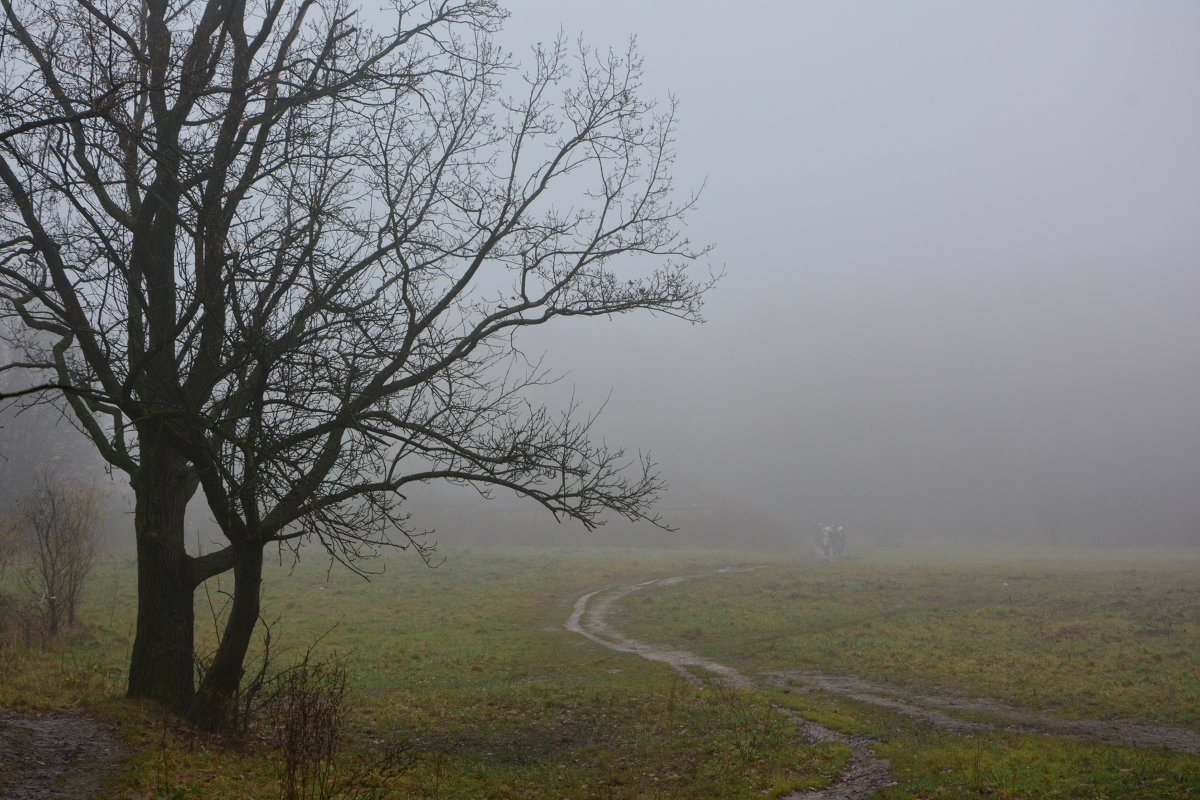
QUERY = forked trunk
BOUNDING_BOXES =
[126,444,196,712]
[189,541,263,730]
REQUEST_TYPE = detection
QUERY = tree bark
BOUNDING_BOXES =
[189,539,263,730]
[126,440,196,713]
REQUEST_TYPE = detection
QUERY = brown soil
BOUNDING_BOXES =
[0,712,123,800]
[567,568,1200,800]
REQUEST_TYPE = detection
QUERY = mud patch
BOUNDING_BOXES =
[774,707,893,800]
[0,713,123,800]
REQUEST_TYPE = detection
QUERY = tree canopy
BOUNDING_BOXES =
[0,0,711,727]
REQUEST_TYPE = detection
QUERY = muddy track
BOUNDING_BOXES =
[566,572,892,800]
[566,569,1200,799]
[768,670,1200,754]
[0,712,123,800]
[566,578,753,690]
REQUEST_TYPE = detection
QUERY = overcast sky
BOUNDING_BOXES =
[8,2,1194,548]
[474,1,1200,545]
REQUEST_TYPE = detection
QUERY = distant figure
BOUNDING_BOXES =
[832,526,845,557]
[819,525,831,558]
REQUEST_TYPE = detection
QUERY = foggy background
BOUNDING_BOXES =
[3,2,1198,549]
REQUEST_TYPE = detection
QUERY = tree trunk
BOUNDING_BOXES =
[126,442,196,713]
[189,540,263,731]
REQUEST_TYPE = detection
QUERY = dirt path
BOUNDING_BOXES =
[566,579,754,690]
[0,713,123,800]
[566,572,893,800]
[768,670,1200,754]
[566,569,1200,799]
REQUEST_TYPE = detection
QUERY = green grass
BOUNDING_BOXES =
[764,685,1200,799]
[615,548,1200,727]
[1,549,833,799]
[615,547,1200,799]
[2,545,1199,799]
[879,730,1200,800]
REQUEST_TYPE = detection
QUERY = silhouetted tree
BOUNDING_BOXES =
[0,0,711,727]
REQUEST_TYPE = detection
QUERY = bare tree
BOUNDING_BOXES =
[0,0,712,727]
[17,472,102,635]
[0,513,17,582]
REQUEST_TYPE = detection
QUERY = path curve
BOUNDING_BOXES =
[566,571,892,800]
[566,578,752,690]
[566,568,1200,798]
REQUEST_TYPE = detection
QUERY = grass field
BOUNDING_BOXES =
[615,549,1200,727]
[1,545,1198,799]
[613,547,1200,799]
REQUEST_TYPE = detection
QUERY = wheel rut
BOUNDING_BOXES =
[566,568,1200,799]
[566,570,892,800]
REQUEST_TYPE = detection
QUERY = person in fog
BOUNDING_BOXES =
[833,526,845,557]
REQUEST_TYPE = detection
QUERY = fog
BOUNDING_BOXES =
[4,2,1199,549]
[447,0,1200,547]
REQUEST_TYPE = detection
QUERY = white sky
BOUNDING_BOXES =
[487,1,1200,544]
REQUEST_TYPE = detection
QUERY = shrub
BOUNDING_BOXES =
[17,473,102,635]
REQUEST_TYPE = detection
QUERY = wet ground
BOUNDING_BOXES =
[566,572,892,799]
[5,566,1195,799]
[0,712,123,800]
[567,569,1200,799]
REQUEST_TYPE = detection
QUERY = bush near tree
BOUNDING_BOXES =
[16,473,102,635]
